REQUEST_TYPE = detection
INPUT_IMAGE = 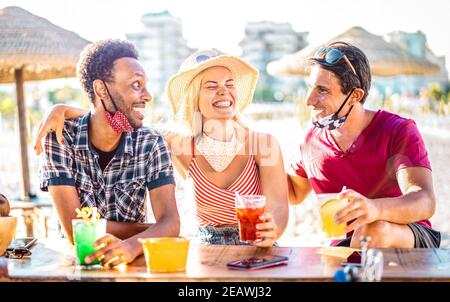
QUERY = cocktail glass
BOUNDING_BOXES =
[72,218,106,266]
[138,237,190,273]
[316,193,348,239]
[235,195,266,243]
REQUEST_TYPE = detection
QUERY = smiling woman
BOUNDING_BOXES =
[162,49,289,247]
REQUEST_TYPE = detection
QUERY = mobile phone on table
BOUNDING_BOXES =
[227,255,289,270]
[340,251,362,267]
[7,237,37,252]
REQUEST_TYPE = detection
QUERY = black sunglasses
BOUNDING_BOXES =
[3,247,32,259]
[313,47,358,76]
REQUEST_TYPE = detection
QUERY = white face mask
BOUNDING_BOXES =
[312,88,355,130]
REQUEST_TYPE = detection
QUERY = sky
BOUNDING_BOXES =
[2,0,450,74]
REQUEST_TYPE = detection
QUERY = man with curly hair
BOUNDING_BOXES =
[39,39,180,267]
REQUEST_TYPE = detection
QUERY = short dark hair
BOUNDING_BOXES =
[309,41,371,104]
[76,39,139,102]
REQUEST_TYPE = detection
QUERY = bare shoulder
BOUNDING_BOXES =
[251,131,282,167]
[253,131,281,151]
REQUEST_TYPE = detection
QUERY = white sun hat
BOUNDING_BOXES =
[166,49,259,126]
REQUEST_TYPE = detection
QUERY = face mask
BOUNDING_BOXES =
[101,81,133,133]
[312,88,355,130]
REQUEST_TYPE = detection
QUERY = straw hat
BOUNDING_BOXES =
[166,49,259,125]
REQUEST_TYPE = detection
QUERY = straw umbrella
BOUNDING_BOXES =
[267,26,440,77]
[0,6,89,200]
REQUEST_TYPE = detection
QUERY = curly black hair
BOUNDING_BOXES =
[76,39,139,102]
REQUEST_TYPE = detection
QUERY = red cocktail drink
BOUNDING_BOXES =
[235,195,266,243]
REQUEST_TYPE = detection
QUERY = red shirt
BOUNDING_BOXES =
[293,110,432,228]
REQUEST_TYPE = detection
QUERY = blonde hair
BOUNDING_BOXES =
[185,71,203,137]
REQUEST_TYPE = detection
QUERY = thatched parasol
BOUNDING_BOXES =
[0,6,89,200]
[267,26,440,77]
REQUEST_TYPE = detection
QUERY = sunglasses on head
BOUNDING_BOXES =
[196,54,211,63]
[313,47,358,76]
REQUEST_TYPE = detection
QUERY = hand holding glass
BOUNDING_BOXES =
[235,195,266,243]
[317,193,348,239]
[72,218,106,266]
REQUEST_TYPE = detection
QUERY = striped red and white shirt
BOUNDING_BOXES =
[188,153,262,226]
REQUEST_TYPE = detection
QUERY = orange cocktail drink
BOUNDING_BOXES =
[138,237,190,273]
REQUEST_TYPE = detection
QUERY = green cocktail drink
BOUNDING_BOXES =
[72,218,106,266]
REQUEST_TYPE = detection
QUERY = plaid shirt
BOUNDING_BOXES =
[39,113,175,222]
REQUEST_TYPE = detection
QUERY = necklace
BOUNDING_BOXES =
[196,131,242,172]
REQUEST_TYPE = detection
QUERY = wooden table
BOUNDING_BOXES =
[1,238,450,282]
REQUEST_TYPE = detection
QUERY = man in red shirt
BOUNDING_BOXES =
[288,42,440,248]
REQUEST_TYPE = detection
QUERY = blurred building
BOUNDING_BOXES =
[373,30,449,96]
[126,10,194,101]
[239,21,308,102]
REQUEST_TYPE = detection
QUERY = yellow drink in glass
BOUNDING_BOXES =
[138,237,190,273]
[317,194,348,238]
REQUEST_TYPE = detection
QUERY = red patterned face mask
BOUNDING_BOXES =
[104,110,133,133]
[101,81,134,133]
